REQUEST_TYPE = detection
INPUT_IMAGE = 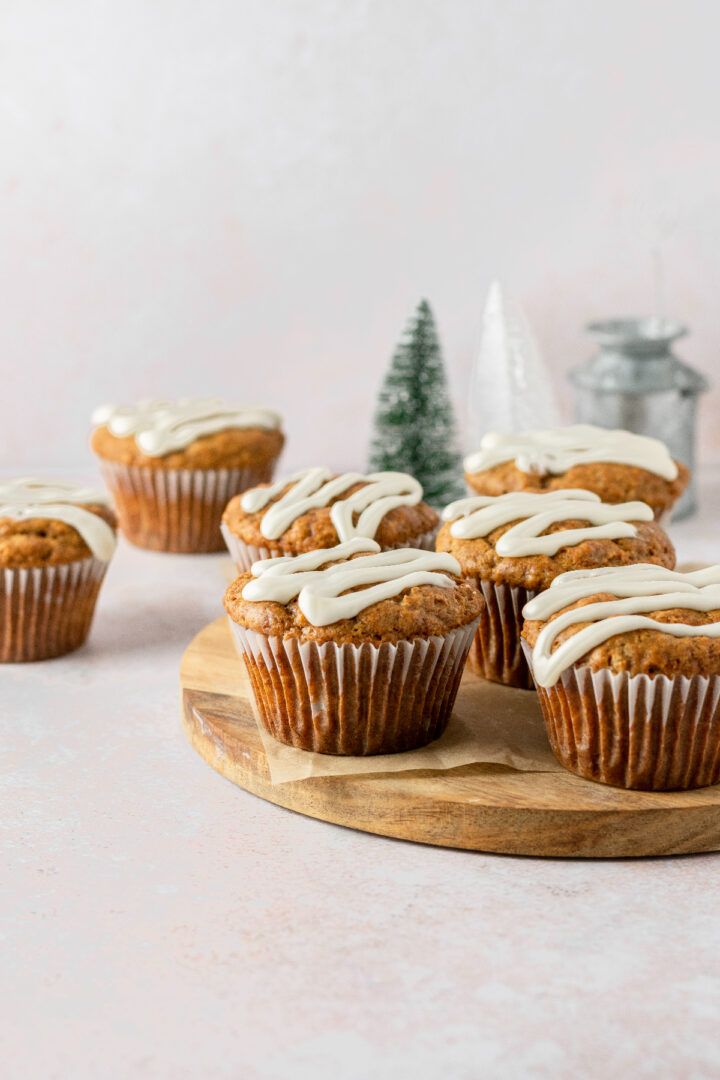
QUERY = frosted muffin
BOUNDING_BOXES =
[0,479,117,661]
[222,467,438,571]
[224,538,483,755]
[522,565,720,791]
[464,425,688,521]
[91,397,284,552]
[437,489,675,688]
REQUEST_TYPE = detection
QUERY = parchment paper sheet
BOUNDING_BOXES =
[254,672,562,784]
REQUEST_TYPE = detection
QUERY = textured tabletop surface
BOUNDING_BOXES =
[3,470,720,1079]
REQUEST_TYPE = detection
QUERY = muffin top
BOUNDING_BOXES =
[522,564,720,685]
[436,489,675,590]
[223,467,439,554]
[463,425,688,519]
[91,397,284,469]
[223,538,483,644]
[0,479,117,568]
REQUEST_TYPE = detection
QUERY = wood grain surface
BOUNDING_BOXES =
[181,618,720,858]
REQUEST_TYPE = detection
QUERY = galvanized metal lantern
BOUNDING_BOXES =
[570,317,708,520]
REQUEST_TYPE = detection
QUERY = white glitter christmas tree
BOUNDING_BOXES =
[467,282,561,450]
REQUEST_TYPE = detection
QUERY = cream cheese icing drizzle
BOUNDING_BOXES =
[240,468,423,542]
[464,424,678,481]
[0,478,116,561]
[241,538,461,626]
[92,397,282,457]
[442,489,654,557]
[522,564,720,687]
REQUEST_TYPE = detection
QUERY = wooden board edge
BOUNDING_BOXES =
[180,690,720,859]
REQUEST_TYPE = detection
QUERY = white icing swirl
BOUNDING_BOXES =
[241,538,461,626]
[0,479,116,562]
[92,397,282,457]
[464,424,678,481]
[240,468,423,542]
[523,564,720,687]
[442,489,654,557]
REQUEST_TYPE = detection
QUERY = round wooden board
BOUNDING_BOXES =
[180,618,720,858]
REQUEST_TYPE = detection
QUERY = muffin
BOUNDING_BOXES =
[437,488,675,688]
[224,537,483,755]
[91,397,284,552]
[0,478,117,661]
[522,564,720,791]
[464,424,688,521]
[222,467,439,571]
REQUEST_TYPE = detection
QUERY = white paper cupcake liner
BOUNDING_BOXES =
[412,526,439,551]
[1,557,109,662]
[222,525,439,572]
[220,525,279,571]
[467,578,537,689]
[100,462,272,553]
[521,641,720,790]
[228,618,478,755]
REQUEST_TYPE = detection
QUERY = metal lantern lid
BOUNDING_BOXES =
[569,315,709,521]
[570,317,709,396]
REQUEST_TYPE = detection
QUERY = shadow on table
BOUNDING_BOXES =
[90,602,221,657]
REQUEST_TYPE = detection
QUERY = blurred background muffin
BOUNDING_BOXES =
[222,466,438,570]
[91,397,284,553]
[0,479,117,661]
[464,425,688,521]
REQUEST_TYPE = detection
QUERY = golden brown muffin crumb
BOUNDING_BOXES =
[91,425,284,470]
[0,504,117,568]
[223,479,438,554]
[224,570,483,645]
[464,459,689,520]
[523,594,720,679]
[436,517,675,591]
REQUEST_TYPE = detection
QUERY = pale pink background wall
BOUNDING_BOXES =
[1,0,718,472]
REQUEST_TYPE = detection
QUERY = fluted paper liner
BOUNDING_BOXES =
[183,620,563,784]
[222,524,439,572]
[229,620,478,755]
[467,578,536,689]
[100,462,275,553]
[522,643,720,791]
[1,557,108,662]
